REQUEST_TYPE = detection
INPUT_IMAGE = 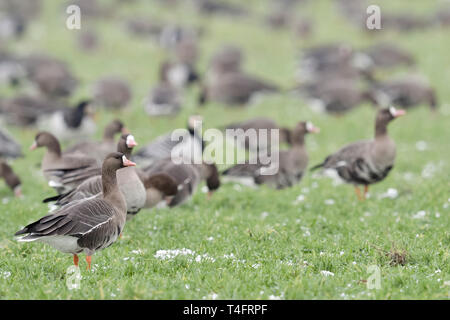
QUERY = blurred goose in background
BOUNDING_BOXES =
[0,160,22,197]
[124,16,163,39]
[361,43,415,69]
[160,60,199,89]
[36,100,96,142]
[92,76,132,110]
[222,121,319,189]
[0,0,42,40]
[64,119,126,161]
[15,152,135,270]
[43,134,146,218]
[77,29,100,52]
[311,107,405,200]
[193,0,249,17]
[144,82,181,117]
[30,132,101,194]
[0,51,26,87]
[141,173,178,209]
[368,76,437,111]
[133,115,204,167]
[0,126,22,159]
[206,45,243,81]
[144,159,220,207]
[224,117,292,153]
[22,54,78,98]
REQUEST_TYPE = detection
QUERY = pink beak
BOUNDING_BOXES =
[309,126,320,134]
[14,187,23,198]
[394,109,406,117]
[122,157,136,167]
[29,142,37,151]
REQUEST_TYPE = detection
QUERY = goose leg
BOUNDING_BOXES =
[354,187,363,201]
[73,254,79,267]
[86,255,92,270]
[363,185,369,199]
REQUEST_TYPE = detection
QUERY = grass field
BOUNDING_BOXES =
[0,0,449,299]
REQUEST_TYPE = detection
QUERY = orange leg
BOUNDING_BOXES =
[354,187,364,201]
[119,233,123,239]
[363,185,369,199]
[73,254,79,267]
[86,256,92,271]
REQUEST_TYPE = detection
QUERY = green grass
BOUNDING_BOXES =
[0,0,449,299]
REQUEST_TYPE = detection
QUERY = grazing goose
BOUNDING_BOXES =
[199,71,279,106]
[36,100,97,142]
[0,127,22,159]
[362,43,415,69]
[0,160,22,197]
[159,60,199,89]
[208,45,243,77]
[30,132,101,194]
[222,121,319,189]
[15,152,135,270]
[369,76,437,111]
[310,107,405,200]
[142,173,178,209]
[92,76,132,110]
[224,117,292,153]
[77,29,100,52]
[144,83,181,117]
[43,134,146,218]
[64,119,126,161]
[144,159,220,207]
[133,115,204,167]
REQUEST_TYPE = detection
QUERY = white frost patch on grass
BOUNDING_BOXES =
[412,210,427,219]
[415,140,428,151]
[379,188,398,199]
[320,270,335,277]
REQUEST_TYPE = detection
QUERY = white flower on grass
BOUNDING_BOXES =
[131,249,143,255]
[320,251,325,256]
[379,188,398,199]
[268,295,281,300]
[412,210,426,219]
[435,269,441,274]
[301,187,310,194]
[320,270,335,277]
[352,261,357,265]
[233,184,242,191]
[201,186,208,193]
[403,172,414,181]
[211,293,218,300]
[1,271,11,279]
[339,251,345,256]
[415,140,428,151]
[324,199,335,205]
[252,263,261,269]
[261,211,269,219]
[206,236,214,241]
[123,257,130,261]
[293,194,305,204]
[154,248,194,260]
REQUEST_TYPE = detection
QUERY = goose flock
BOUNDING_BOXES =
[0,0,445,271]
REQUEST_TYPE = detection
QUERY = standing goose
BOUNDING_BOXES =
[63,119,126,161]
[92,76,132,110]
[142,173,178,209]
[30,132,100,194]
[36,100,96,142]
[144,82,181,117]
[311,107,406,200]
[222,121,319,189]
[144,159,220,207]
[0,126,22,159]
[0,160,22,197]
[15,152,135,270]
[133,115,204,167]
[43,134,146,218]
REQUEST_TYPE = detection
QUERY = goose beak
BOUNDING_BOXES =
[122,156,136,167]
[29,142,37,151]
[14,186,22,198]
[309,126,320,134]
[394,109,406,117]
[126,135,138,148]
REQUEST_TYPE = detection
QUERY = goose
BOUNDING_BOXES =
[142,173,178,209]
[15,152,135,270]
[0,126,22,159]
[310,107,405,200]
[144,82,181,117]
[194,0,248,17]
[208,45,243,77]
[36,100,97,142]
[0,51,26,87]
[77,29,100,52]
[368,76,437,111]
[144,159,220,207]
[224,117,292,153]
[0,160,22,197]
[63,119,126,161]
[30,132,101,194]
[133,115,204,167]
[159,60,199,89]
[43,134,146,218]
[199,71,279,106]
[92,76,132,110]
[362,43,415,69]
[222,121,319,189]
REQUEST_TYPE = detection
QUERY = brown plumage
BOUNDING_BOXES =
[92,76,132,110]
[15,152,136,270]
[0,160,22,197]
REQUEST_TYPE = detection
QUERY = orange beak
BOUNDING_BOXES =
[29,142,37,151]
[394,109,406,117]
[122,156,136,167]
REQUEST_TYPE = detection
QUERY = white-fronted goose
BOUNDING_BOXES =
[311,107,405,200]
[144,82,181,117]
[92,76,132,110]
[133,115,204,167]
[0,126,22,159]
[222,121,319,189]
[0,160,22,197]
[44,134,146,218]
[36,100,97,142]
[225,117,292,153]
[362,43,415,69]
[159,60,199,89]
[15,152,135,270]
[199,71,279,106]
[0,51,26,87]
[142,173,178,209]
[30,132,101,194]
[144,159,220,207]
[77,29,100,52]
[206,45,243,82]
[369,76,437,111]
[64,119,126,161]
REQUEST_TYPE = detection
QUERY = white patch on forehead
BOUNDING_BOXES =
[306,122,314,132]
[389,106,397,117]
[122,155,128,163]
[126,135,135,147]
